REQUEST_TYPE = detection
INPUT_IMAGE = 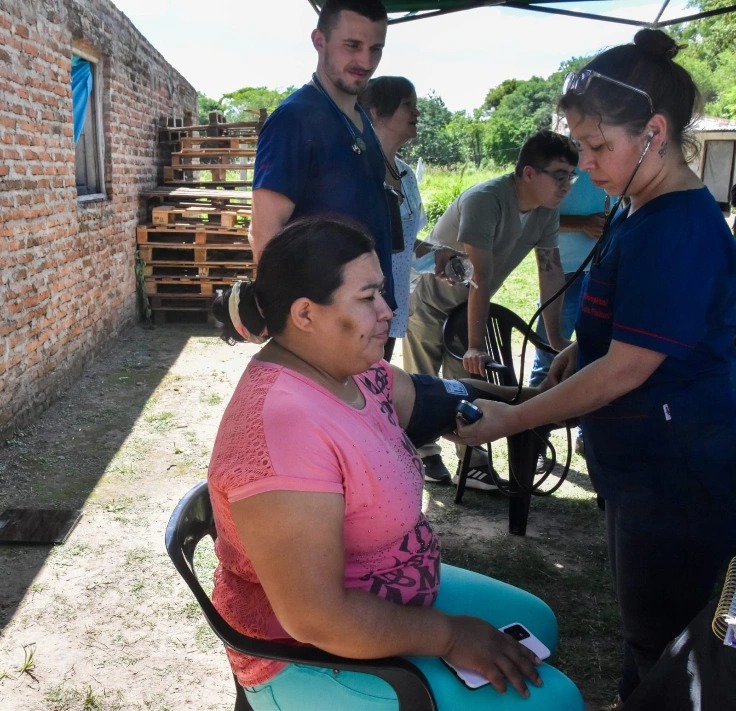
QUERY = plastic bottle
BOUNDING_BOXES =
[410,245,476,290]
[444,255,475,285]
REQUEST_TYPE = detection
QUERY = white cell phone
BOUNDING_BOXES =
[500,622,551,660]
[442,622,550,690]
[441,659,490,689]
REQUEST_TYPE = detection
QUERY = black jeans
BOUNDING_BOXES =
[624,597,736,711]
[605,499,735,700]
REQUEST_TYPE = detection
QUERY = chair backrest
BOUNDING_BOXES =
[442,302,556,387]
[165,481,437,710]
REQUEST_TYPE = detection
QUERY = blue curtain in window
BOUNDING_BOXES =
[71,55,93,144]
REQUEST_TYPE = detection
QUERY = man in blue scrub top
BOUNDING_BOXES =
[249,0,397,318]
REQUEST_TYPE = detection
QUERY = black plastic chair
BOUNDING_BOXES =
[165,481,437,711]
[442,302,557,536]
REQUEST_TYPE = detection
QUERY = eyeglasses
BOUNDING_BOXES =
[563,70,654,115]
[538,168,578,186]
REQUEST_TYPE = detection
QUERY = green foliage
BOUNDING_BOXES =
[483,73,565,165]
[446,113,486,167]
[196,93,223,124]
[481,78,519,115]
[672,1,736,114]
[220,85,297,121]
[418,164,508,234]
[403,92,463,165]
[674,0,736,70]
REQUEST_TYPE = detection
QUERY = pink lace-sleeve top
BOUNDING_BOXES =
[208,359,441,686]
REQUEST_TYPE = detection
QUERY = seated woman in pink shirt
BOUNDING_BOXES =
[207,216,583,711]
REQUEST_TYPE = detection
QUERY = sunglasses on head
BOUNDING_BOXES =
[563,70,654,115]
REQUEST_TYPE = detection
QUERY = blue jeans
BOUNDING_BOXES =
[528,272,584,388]
[242,564,584,711]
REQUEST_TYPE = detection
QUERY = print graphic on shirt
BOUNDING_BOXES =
[581,291,612,320]
[360,365,397,426]
[359,516,441,606]
[360,366,423,474]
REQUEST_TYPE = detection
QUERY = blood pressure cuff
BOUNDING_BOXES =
[405,374,488,449]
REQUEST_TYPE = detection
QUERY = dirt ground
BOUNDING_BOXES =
[0,322,610,710]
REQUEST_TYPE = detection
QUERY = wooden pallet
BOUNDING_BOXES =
[138,242,253,263]
[149,205,251,229]
[148,293,216,324]
[137,225,249,245]
[162,168,254,185]
[158,110,266,142]
[171,151,257,166]
[178,136,258,151]
[144,276,239,296]
[143,262,255,279]
[140,186,253,203]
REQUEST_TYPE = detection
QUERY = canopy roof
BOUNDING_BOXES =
[306,1,736,27]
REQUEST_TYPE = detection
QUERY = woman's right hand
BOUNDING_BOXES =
[443,616,543,698]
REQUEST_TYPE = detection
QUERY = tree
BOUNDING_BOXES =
[480,79,519,116]
[197,93,224,124]
[402,92,463,165]
[446,112,486,168]
[673,0,736,70]
[483,74,563,164]
[672,1,736,115]
[220,86,297,122]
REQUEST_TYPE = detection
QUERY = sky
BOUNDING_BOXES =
[110,0,692,113]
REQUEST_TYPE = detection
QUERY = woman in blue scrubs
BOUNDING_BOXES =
[451,28,736,709]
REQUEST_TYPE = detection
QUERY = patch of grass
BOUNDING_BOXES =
[143,411,175,433]
[493,249,539,322]
[125,547,154,568]
[102,496,138,514]
[418,164,506,235]
[141,694,176,711]
[200,392,223,406]
[49,541,92,564]
[44,684,124,711]
[18,644,37,680]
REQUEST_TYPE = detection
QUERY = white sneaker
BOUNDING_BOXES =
[452,465,498,491]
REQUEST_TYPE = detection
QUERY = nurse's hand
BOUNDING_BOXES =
[540,342,578,392]
[445,399,520,446]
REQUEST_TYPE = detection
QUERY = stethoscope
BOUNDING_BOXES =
[520,128,656,389]
[489,132,656,497]
[310,72,412,215]
[311,73,368,154]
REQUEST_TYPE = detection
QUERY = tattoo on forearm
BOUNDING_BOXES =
[535,248,560,273]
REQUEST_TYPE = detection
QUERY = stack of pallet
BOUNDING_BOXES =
[137,110,267,323]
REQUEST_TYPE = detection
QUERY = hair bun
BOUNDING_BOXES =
[633,28,682,60]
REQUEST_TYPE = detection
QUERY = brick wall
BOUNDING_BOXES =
[0,0,197,438]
